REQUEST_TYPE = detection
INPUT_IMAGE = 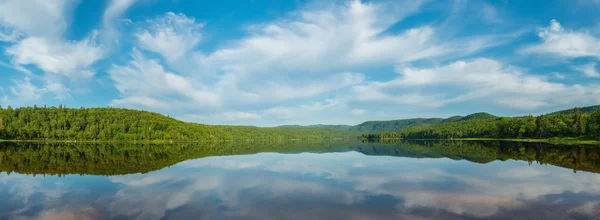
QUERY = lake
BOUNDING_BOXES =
[1,141,599,220]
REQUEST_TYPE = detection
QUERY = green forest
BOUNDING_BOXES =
[1,105,600,142]
[0,105,355,141]
[364,107,600,141]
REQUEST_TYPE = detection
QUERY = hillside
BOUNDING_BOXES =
[276,124,353,130]
[550,105,600,115]
[365,105,600,140]
[349,118,444,132]
[277,113,498,133]
[0,106,355,141]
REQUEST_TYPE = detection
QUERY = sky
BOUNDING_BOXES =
[0,0,599,126]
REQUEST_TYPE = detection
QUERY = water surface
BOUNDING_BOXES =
[1,141,599,220]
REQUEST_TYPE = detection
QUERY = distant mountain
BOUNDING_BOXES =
[275,124,353,130]
[549,105,600,116]
[348,118,445,133]
[275,105,599,134]
[458,112,497,121]
[275,113,498,133]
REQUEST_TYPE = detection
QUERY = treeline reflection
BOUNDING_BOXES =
[0,140,599,176]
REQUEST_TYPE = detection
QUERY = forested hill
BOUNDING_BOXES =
[276,124,353,130]
[550,105,600,116]
[0,106,354,141]
[364,106,600,140]
[276,112,498,133]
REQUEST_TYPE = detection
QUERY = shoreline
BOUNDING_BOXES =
[2,137,599,145]
[375,137,600,145]
[0,138,355,144]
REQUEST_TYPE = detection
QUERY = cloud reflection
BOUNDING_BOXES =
[1,151,600,219]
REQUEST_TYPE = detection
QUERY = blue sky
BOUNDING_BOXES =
[0,0,599,126]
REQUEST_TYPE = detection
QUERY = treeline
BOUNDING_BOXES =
[0,105,231,141]
[364,108,600,140]
[0,106,356,141]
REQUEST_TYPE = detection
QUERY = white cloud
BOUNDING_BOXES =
[257,72,364,102]
[0,27,22,42]
[521,19,600,58]
[574,62,600,78]
[263,98,346,120]
[0,0,74,38]
[107,0,522,124]
[206,0,466,76]
[1,77,46,105]
[102,0,138,43]
[351,109,366,116]
[6,32,106,80]
[136,12,204,62]
[214,111,261,121]
[46,82,72,100]
[353,59,600,110]
[552,72,566,79]
[0,0,107,102]
[108,49,221,110]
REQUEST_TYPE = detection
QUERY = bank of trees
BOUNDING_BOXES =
[364,108,600,140]
[0,105,231,141]
[0,106,355,141]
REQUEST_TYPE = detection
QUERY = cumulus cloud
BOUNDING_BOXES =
[263,98,347,120]
[353,59,600,110]
[109,0,514,123]
[205,0,487,75]
[108,49,221,110]
[574,62,600,78]
[6,32,106,80]
[0,0,74,38]
[0,0,106,101]
[521,19,600,58]
[136,12,204,62]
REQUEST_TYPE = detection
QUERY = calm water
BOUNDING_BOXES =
[1,141,599,220]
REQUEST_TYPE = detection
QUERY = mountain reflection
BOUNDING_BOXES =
[1,141,599,176]
[2,147,600,219]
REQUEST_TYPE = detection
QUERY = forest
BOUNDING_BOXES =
[1,105,600,142]
[364,108,600,141]
[0,105,355,141]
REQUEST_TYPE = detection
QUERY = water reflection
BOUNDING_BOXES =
[1,141,600,219]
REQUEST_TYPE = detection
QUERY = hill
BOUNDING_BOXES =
[348,118,444,132]
[276,113,498,133]
[458,112,496,121]
[365,105,600,140]
[276,124,353,130]
[550,105,600,115]
[0,106,356,141]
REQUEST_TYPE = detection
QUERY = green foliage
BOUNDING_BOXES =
[276,124,353,130]
[364,108,600,141]
[458,112,497,121]
[349,118,446,133]
[550,105,600,116]
[278,112,498,133]
[0,106,356,141]
[218,125,357,141]
[0,106,231,141]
